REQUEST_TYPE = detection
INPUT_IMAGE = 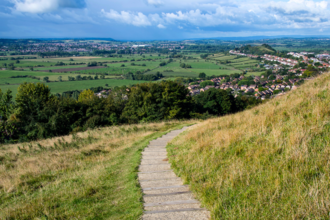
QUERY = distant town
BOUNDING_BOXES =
[184,49,329,100]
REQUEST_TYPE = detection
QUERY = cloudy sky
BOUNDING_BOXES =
[1,0,330,40]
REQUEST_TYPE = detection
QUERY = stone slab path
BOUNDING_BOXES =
[138,127,210,220]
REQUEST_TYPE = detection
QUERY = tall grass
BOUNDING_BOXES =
[168,73,330,219]
[0,121,194,219]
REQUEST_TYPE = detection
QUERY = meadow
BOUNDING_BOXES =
[0,78,146,97]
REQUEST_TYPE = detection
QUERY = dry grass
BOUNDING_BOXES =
[168,72,330,219]
[0,121,195,219]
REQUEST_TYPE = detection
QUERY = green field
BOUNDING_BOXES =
[1,79,147,97]
[0,52,265,96]
[0,70,98,84]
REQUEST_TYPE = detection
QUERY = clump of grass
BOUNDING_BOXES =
[168,72,330,219]
[0,120,195,219]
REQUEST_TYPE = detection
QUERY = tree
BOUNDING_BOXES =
[58,76,62,82]
[0,89,15,121]
[200,81,215,88]
[94,75,99,80]
[199,72,206,79]
[15,83,54,139]
[75,75,82,81]
[269,75,276,80]
[78,89,95,103]
[30,67,34,71]
[194,88,236,115]
[43,77,49,82]
[122,81,193,123]
[302,65,319,78]
[200,54,208,59]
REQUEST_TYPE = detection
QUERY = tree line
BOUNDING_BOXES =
[0,81,260,143]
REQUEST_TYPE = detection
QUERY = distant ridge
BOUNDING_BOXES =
[1,36,330,42]
[0,38,116,42]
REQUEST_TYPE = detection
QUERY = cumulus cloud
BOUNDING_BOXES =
[13,0,86,13]
[101,9,152,26]
[146,0,163,7]
[119,0,330,29]
[266,0,329,28]
[157,24,166,28]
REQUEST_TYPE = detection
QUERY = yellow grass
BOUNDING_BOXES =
[168,72,330,219]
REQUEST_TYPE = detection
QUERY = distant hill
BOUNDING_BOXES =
[169,72,330,219]
[240,44,276,55]
[0,38,116,43]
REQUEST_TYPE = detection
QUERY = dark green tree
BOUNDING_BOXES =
[194,88,235,115]
[121,81,193,123]
[199,72,206,79]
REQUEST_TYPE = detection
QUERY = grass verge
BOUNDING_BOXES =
[0,121,193,219]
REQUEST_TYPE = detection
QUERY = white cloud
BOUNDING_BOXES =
[99,0,330,31]
[13,0,86,13]
[102,9,152,26]
[146,0,163,7]
[157,23,166,28]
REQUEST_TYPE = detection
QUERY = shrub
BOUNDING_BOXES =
[84,115,102,130]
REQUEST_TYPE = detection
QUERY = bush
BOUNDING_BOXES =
[84,115,102,130]
[199,72,206,79]
[273,90,282,94]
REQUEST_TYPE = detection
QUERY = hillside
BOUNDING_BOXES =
[168,72,330,219]
[240,44,276,55]
[0,121,194,219]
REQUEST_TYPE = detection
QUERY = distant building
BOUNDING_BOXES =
[132,45,152,48]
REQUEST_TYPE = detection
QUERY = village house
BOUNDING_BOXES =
[245,88,255,93]
[190,89,200,96]
[204,85,215,90]
[240,85,248,90]
[188,85,199,90]
[276,75,283,80]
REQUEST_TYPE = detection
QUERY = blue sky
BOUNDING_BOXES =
[1,0,330,40]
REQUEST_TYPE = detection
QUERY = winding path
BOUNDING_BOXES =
[138,127,210,220]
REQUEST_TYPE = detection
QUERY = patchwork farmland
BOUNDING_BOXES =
[0,52,264,96]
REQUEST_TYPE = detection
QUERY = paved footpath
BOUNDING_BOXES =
[138,127,210,220]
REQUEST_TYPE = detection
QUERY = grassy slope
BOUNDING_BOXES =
[168,72,330,219]
[0,121,194,219]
